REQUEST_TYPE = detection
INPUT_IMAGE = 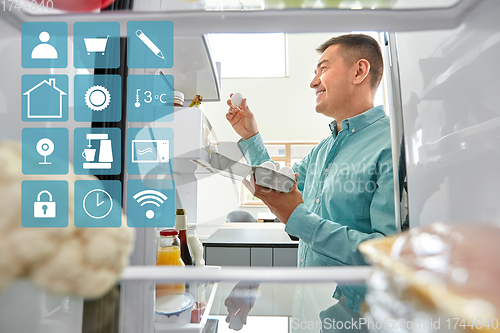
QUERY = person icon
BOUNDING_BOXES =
[31,31,58,59]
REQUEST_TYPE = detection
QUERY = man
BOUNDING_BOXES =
[225,33,396,320]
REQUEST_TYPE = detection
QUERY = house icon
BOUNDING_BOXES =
[24,78,67,119]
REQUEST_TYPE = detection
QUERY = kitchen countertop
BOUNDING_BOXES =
[203,223,299,248]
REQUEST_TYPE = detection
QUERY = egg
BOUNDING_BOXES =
[231,93,244,107]
[229,315,244,331]
[279,166,295,179]
[260,161,277,170]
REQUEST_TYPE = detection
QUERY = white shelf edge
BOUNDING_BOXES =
[120,266,373,284]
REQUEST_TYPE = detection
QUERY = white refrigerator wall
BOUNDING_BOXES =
[196,33,340,239]
[397,0,500,227]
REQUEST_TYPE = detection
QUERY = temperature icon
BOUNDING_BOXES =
[134,88,167,108]
[135,89,141,108]
[127,74,174,122]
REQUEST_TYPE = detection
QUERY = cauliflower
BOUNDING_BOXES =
[0,141,135,299]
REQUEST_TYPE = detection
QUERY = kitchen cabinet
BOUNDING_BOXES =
[251,248,273,267]
[203,223,298,267]
[273,248,298,267]
[204,247,251,267]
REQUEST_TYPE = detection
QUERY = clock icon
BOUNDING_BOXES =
[83,189,113,219]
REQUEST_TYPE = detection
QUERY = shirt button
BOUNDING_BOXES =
[351,129,356,133]
[300,258,304,263]
[324,168,328,173]
[316,198,320,203]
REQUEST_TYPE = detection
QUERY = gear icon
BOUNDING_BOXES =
[85,85,111,111]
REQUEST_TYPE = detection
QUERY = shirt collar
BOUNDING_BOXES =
[328,121,338,137]
[329,105,386,137]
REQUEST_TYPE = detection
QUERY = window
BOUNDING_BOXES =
[240,142,316,206]
[206,33,287,78]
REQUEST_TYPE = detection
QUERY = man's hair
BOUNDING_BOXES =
[316,34,383,91]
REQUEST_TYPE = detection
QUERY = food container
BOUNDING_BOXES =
[193,152,296,193]
[155,293,195,325]
[190,301,207,323]
[173,91,184,107]
[359,223,500,333]
[253,165,295,193]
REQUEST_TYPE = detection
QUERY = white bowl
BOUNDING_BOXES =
[155,293,194,325]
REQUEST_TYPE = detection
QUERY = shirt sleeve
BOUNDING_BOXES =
[292,151,311,194]
[237,133,272,166]
[285,147,396,266]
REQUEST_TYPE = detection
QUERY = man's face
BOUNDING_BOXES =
[310,45,351,117]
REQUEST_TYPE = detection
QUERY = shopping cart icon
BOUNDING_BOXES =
[84,35,109,55]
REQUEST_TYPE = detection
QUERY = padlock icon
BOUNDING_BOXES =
[34,190,56,218]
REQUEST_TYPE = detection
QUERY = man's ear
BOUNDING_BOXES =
[353,59,370,85]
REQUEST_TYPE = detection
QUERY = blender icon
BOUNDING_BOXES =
[82,133,113,169]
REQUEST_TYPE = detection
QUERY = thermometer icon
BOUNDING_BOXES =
[135,89,141,108]
[135,30,164,60]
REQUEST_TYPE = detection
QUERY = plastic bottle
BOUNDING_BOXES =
[175,209,194,266]
[187,224,205,266]
[156,229,185,297]
[186,224,206,323]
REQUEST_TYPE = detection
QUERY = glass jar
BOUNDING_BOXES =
[173,91,184,107]
[156,229,185,297]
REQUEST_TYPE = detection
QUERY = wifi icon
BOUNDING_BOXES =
[132,190,168,219]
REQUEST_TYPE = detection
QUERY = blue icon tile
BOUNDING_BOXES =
[74,74,122,122]
[22,180,68,228]
[127,75,174,122]
[74,22,120,69]
[74,180,122,228]
[127,179,174,228]
[127,127,174,175]
[22,75,68,122]
[22,128,69,175]
[74,128,121,175]
[22,22,68,68]
[127,21,173,69]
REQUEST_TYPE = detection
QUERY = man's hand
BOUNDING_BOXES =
[224,281,260,330]
[243,173,304,224]
[226,95,259,141]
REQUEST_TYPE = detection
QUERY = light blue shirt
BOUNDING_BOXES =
[238,106,396,310]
